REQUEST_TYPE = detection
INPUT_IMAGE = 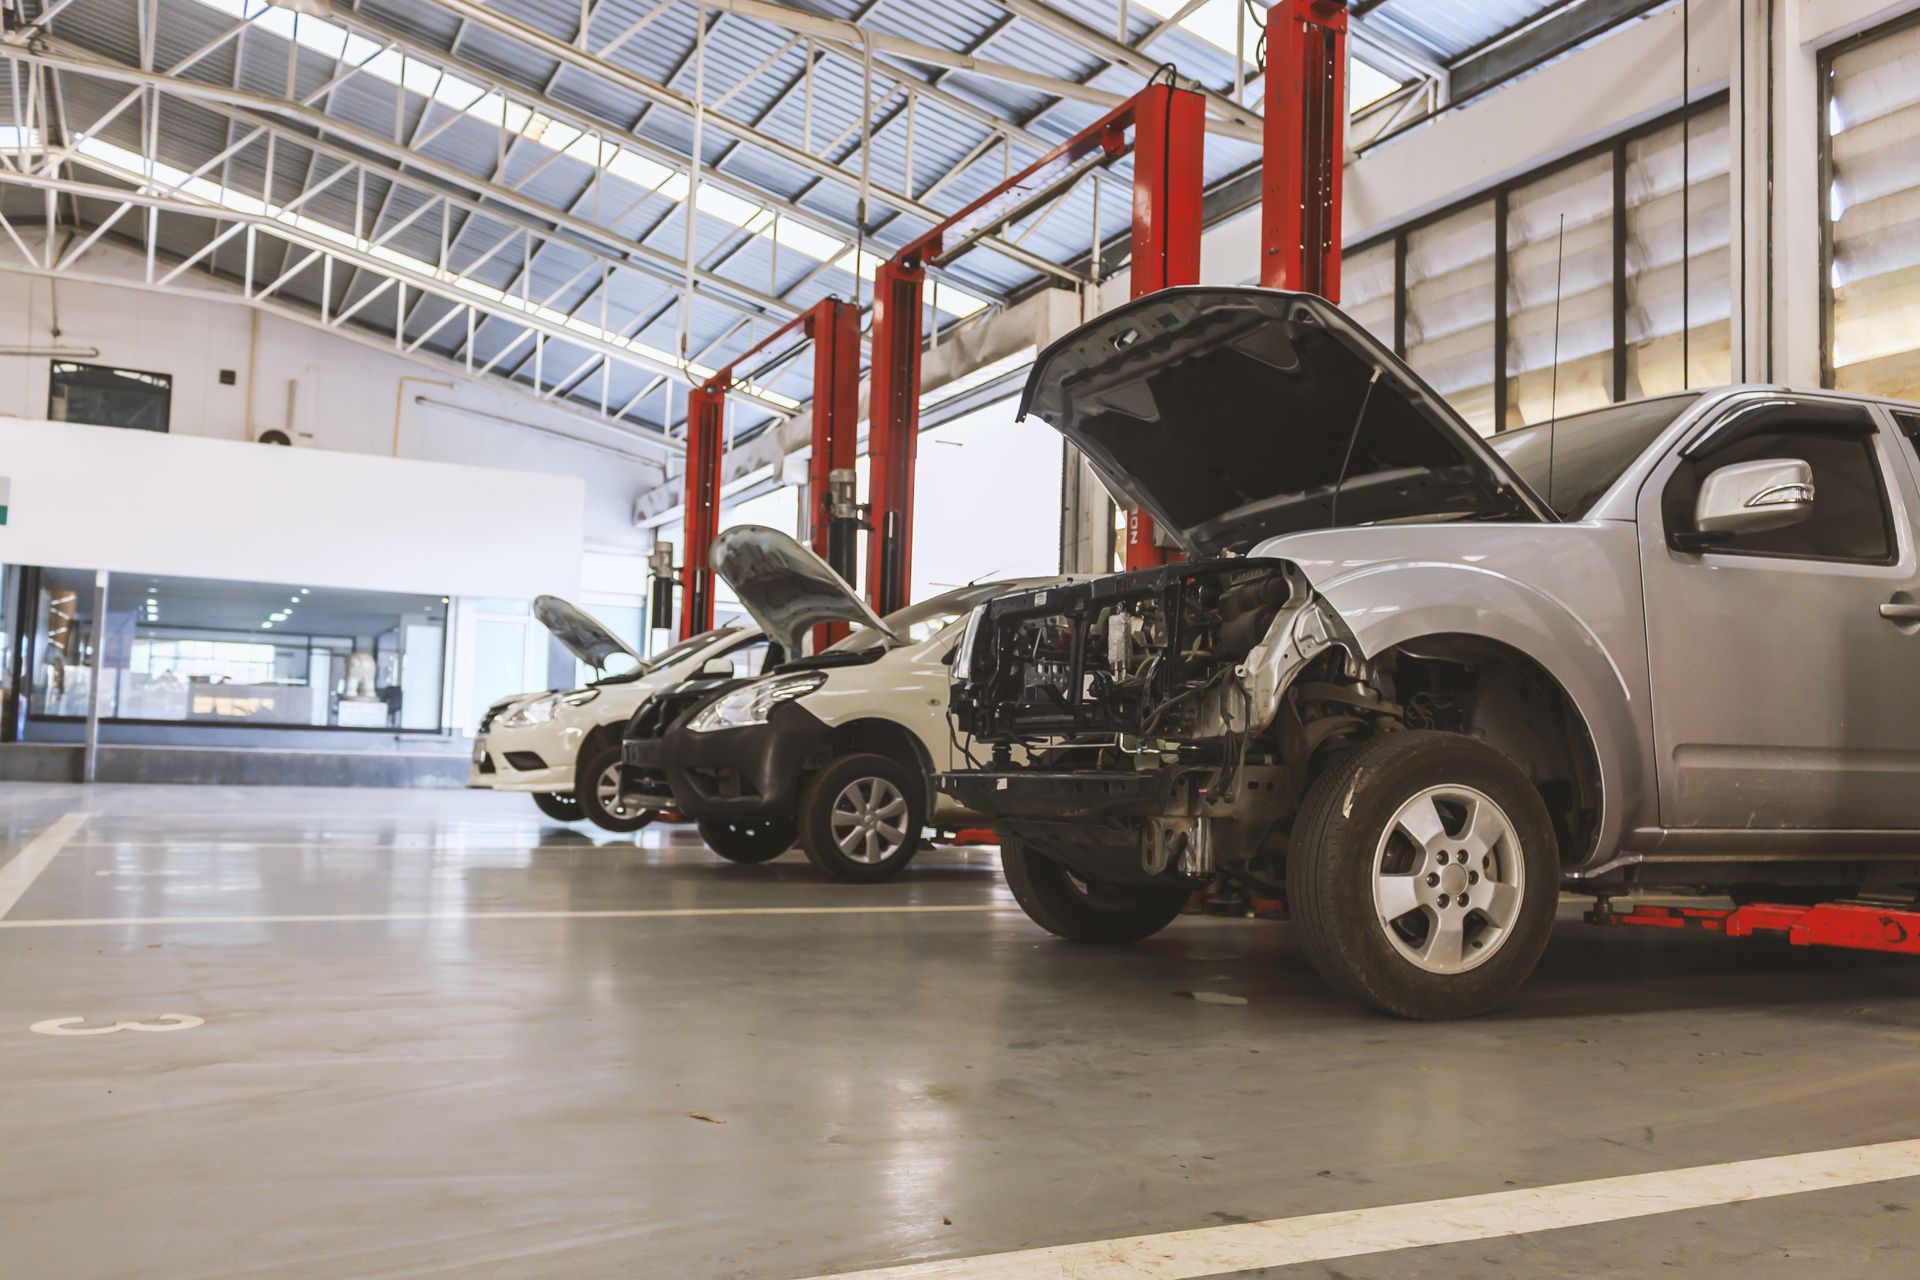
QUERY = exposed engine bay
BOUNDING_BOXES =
[943,557,1599,893]
[945,558,1364,889]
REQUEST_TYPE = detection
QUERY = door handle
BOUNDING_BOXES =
[1881,602,1920,623]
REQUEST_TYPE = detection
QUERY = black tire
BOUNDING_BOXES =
[699,817,796,864]
[576,740,656,834]
[797,752,925,883]
[1001,839,1190,944]
[1287,730,1559,1020]
[532,791,582,822]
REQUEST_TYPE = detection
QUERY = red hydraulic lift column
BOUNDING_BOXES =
[678,383,725,640]
[1122,83,1206,571]
[865,258,925,618]
[1262,0,1347,299]
[806,298,864,647]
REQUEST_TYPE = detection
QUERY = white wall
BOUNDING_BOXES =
[0,417,583,600]
[0,247,668,554]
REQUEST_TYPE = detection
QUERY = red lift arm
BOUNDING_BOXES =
[866,85,1208,612]
[1588,900,1920,957]
[677,297,864,642]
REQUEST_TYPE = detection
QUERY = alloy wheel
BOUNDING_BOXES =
[828,776,910,865]
[1370,784,1525,974]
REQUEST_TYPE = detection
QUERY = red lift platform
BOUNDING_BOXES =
[1587,900,1920,956]
[676,296,863,646]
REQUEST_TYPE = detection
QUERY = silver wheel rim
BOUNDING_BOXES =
[828,777,910,864]
[597,762,642,819]
[1371,784,1524,975]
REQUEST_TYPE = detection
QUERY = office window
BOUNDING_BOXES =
[1405,201,1499,434]
[1826,17,1920,398]
[1505,153,1616,427]
[48,362,172,432]
[22,569,446,730]
[1623,104,1733,395]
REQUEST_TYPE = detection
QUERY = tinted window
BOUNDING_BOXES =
[1664,408,1894,563]
[48,361,171,432]
[1493,394,1701,518]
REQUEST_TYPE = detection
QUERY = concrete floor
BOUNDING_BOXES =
[2,783,1918,1279]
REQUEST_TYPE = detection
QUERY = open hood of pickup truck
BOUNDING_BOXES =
[1020,287,1554,556]
[533,596,643,673]
[710,525,895,657]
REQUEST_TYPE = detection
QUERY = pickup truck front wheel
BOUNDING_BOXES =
[1288,731,1558,1019]
[1002,840,1190,944]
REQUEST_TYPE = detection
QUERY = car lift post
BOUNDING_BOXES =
[1127,1,1348,569]
[865,86,1208,611]
[677,297,865,643]
[1120,84,1207,571]
[1261,0,1347,299]
[677,383,726,641]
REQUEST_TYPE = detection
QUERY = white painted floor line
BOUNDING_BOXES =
[0,812,87,919]
[0,904,1019,929]
[795,1138,1920,1280]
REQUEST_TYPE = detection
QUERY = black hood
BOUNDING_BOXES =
[1019,288,1553,555]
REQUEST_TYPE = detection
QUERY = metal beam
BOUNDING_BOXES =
[1449,0,1668,105]
[990,0,1262,140]
[0,163,797,420]
[684,0,1134,112]
[416,0,1103,281]
[12,42,801,321]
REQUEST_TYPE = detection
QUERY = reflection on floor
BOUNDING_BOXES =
[1,783,1916,1279]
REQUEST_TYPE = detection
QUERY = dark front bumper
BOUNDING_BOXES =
[936,768,1183,822]
[618,732,680,808]
[653,700,831,819]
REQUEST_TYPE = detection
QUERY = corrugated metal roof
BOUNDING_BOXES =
[9,0,1583,434]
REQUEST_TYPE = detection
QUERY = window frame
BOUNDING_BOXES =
[1819,8,1920,394]
[1350,92,1730,434]
[1661,398,1899,567]
[46,360,174,433]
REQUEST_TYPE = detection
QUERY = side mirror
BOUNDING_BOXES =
[699,657,738,678]
[1687,458,1815,545]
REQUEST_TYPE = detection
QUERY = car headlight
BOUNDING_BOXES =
[686,673,826,732]
[951,603,987,680]
[502,693,559,727]
[562,689,600,708]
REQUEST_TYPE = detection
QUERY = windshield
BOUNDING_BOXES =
[642,626,741,673]
[1492,394,1702,519]
[824,582,1048,654]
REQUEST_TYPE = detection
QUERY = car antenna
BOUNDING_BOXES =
[1546,213,1566,514]
[1328,368,1382,529]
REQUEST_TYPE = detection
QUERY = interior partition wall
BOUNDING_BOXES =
[1350,95,1733,436]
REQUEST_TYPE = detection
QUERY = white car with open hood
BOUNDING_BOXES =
[638,524,1069,880]
[471,594,769,831]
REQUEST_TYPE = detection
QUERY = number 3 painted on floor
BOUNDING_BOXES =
[30,1014,205,1036]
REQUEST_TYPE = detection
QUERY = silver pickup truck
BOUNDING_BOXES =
[940,286,1920,1019]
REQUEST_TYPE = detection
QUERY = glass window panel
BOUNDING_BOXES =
[1624,104,1733,396]
[1405,201,1499,434]
[25,571,446,729]
[1342,240,1397,351]
[47,362,172,432]
[1828,21,1920,399]
[1504,152,1617,428]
